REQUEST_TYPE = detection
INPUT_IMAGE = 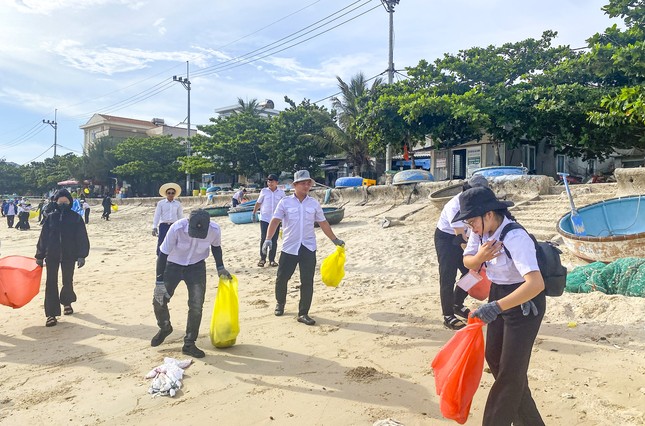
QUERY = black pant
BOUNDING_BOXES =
[156,223,172,256]
[6,215,14,228]
[153,260,206,345]
[84,209,90,224]
[484,283,546,426]
[44,259,77,317]
[434,228,469,317]
[231,198,239,207]
[102,207,110,220]
[15,212,30,230]
[275,245,316,316]
[259,220,280,262]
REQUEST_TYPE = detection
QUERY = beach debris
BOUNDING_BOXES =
[561,393,575,399]
[567,321,578,328]
[373,419,404,426]
[145,357,193,397]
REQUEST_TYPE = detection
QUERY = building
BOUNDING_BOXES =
[213,99,280,119]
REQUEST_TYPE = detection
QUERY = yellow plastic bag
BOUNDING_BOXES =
[321,245,346,287]
[210,274,240,348]
[111,204,118,212]
[29,209,39,220]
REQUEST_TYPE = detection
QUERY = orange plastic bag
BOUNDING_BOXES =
[0,256,43,309]
[431,317,485,424]
[469,268,491,301]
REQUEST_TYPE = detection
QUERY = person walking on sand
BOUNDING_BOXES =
[15,201,31,231]
[101,194,113,220]
[82,198,90,224]
[434,174,491,330]
[252,174,285,267]
[4,199,16,228]
[35,189,90,327]
[151,209,231,358]
[454,186,545,426]
[152,182,184,255]
[262,170,344,326]
[231,188,247,208]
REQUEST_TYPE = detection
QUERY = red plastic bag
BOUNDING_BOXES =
[0,256,43,309]
[431,317,485,424]
[469,267,491,301]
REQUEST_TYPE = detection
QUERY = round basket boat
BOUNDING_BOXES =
[335,177,364,188]
[472,166,527,177]
[557,195,645,262]
[429,183,463,210]
[392,169,434,185]
[228,206,260,224]
[203,206,229,217]
[314,207,345,227]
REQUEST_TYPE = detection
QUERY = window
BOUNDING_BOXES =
[556,154,566,173]
[522,145,536,173]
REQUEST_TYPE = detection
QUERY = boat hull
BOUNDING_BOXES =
[557,195,645,262]
[335,177,364,188]
[429,183,462,210]
[228,206,260,224]
[472,166,527,177]
[204,206,229,217]
[392,170,434,185]
[315,207,345,227]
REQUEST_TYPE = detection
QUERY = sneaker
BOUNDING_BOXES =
[444,315,466,330]
[454,305,471,320]
[182,344,205,358]
[274,303,285,316]
[297,315,316,326]
[151,326,173,347]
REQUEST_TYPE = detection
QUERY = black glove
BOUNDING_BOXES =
[472,301,502,324]
[36,258,44,267]
[332,238,345,247]
[217,266,232,280]
[152,228,158,237]
[77,258,85,268]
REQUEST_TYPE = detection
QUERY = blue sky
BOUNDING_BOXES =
[0,0,618,165]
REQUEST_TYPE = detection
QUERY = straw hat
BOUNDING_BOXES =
[159,182,182,197]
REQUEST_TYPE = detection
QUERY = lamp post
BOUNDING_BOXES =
[173,61,191,194]
[381,0,400,172]
[43,108,58,157]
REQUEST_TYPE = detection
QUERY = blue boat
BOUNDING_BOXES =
[557,195,645,262]
[472,166,528,177]
[392,169,434,185]
[314,207,345,227]
[335,177,364,188]
[228,205,260,224]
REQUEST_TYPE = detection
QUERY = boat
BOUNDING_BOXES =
[392,169,434,185]
[228,205,260,224]
[335,177,364,188]
[315,207,345,227]
[557,195,645,262]
[429,183,463,210]
[203,206,229,217]
[471,166,528,177]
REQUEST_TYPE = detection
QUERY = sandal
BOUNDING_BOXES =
[443,315,466,330]
[63,305,74,315]
[453,305,470,320]
[257,260,266,267]
[269,261,279,267]
[46,316,57,327]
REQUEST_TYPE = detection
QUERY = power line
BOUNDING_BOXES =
[22,144,54,165]
[312,71,387,104]
[57,144,83,154]
[0,123,48,150]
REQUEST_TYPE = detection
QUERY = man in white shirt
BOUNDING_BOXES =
[262,170,344,326]
[151,209,232,358]
[231,188,247,207]
[82,199,90,224]
[152,182,184,255]
[252,174,286,267]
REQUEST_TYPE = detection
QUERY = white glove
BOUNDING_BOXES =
[262,240,272,255]
[154,281,170,305]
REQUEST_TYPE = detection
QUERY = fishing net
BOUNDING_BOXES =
[565,258,645,297]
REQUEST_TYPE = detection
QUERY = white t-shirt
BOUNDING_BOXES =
[436,193,465,234]
[257,187,286,222]
[153,199,183,229]
[272,195,326,255]
[233,190,245,202]
[160,218,222,266]
[463,217,539,285]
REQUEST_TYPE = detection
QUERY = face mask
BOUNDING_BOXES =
[57,203,71,211]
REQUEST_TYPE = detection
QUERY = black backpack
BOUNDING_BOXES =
[499,223,567,297]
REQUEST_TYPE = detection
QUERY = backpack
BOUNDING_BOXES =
[499,222,567,297]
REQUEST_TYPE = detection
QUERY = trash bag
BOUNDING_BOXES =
[0,256,43,309]
[210,274,240,348]
[431,317,485,424]
[456,268,491,301]
[29,209,39,220]
[111,204,118,212]
[321,245,346,287]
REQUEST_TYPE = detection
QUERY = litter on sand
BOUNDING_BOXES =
[145,357,193,397]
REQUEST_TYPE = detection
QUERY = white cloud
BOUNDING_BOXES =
[153,17,166,36]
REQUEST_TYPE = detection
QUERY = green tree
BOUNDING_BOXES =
[20,153,83,194]
[82,136,119,185]
[0,159,25,194]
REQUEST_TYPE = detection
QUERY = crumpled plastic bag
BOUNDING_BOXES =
[145,357,193,397]
[321,245,346,287]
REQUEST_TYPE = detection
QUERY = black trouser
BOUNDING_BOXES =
[84,209,90,224]
[259,220,280,262]
[231,198,239,207]
[38,210,44,223]
[44,259,77,317]
[434,228,469,317]
[156,222,172,256]
[153,260,206,346]
[6,215,14,228]
[15,212,30,230]
[102,207,110,220]
[275,245,316,316]
[484,283,546,426]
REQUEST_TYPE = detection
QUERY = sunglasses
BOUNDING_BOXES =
[166,191,176,195]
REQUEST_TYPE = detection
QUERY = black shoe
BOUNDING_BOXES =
[454,305,471,320]
[274,303,285,316]
[182,344,205,358]
[444,315,466,330]
[297,315,316,326]
[151,326,173,347]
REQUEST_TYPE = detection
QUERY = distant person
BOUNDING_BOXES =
[37,199,46,223]
[434,175,490,330]
[262,170,344,326]
[101,194,114,220]
[35,189,90,327]
[82,199,90,224]
[152,182,184,255]
[3,199,16,228]
[1,199,7,217]
[252,174,285,267]
[231,188,247,207]
[151,209,231,358]
[15,202,31,231]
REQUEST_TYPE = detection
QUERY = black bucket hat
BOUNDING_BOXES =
[188,209,210,239]
[452,187,514,223]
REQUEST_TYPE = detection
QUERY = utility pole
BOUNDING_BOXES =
[173,61,192,194]
[381,0,400,173]
[43,108,58,157]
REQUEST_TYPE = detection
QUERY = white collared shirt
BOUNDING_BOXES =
[464,216,539,284]
[153,199,183,229]
[272,194,326,255]
[233,190,245,202]
[159,218,222,266]
[436,193,465,234]
[257,187,286,222]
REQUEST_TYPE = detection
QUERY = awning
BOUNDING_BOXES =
[393,159,431,169]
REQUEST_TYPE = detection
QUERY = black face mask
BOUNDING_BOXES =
[57,203,71,211]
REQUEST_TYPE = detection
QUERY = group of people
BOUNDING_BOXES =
[2,197,32,229]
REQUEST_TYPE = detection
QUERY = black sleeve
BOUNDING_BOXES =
[211,245,224,269]
[156,253,168,282]
[35,218,49,259]
[76,217,90,258]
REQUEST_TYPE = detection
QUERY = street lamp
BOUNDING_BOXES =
[43,108,58,157]
[173,61,191,194]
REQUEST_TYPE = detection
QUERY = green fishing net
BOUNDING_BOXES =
[565,258,645,297]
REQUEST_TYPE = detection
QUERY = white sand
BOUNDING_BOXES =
[0,192,644,425]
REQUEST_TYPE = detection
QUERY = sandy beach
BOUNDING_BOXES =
[1,182,644,425]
